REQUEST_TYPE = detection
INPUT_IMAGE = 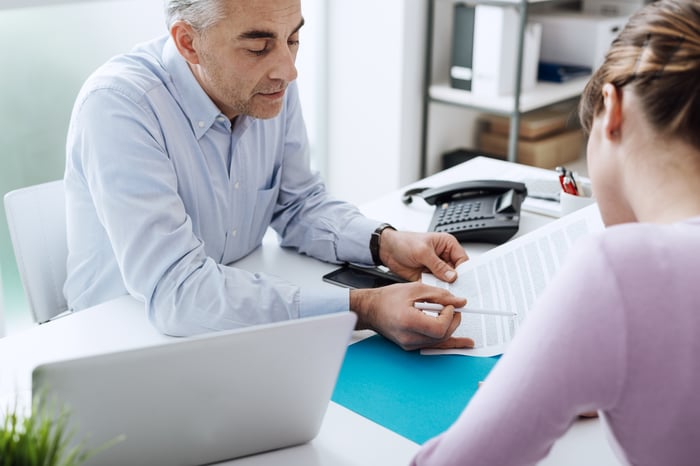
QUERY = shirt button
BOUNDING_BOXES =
[198,121,205,128]
[231,229,238,237]
[234,181,240,189]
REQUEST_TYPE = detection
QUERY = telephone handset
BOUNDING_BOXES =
[403,180,528,244]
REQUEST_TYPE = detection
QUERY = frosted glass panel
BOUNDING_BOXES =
[0,0,166,333]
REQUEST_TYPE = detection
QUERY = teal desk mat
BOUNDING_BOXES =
[331,335,499,444]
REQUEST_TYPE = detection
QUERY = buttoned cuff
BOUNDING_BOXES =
[336,216,385,266]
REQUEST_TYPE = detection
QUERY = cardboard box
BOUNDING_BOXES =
[481,109,571,140]
[478,128,584,168]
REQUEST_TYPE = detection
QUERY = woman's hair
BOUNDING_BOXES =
[579,0,700,150]
[164,0,227,31]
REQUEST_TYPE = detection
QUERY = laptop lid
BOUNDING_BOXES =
[32,311,357,466]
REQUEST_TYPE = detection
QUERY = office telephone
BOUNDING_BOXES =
[403,179,528,244]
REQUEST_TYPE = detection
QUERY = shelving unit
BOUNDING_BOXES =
[429,78,588,115]
[420,0,590,176]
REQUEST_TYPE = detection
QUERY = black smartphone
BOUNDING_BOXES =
[322,264,408,289]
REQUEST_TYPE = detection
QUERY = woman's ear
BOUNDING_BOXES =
[171,21,201,65]
[601,83,622,141]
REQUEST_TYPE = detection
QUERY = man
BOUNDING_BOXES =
[64,0,474,351]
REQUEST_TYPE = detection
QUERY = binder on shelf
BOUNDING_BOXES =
[450,3,476,91]
[471,5,542,97]
[538,61,592,83]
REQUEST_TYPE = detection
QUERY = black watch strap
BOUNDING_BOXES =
[370,223,395,266]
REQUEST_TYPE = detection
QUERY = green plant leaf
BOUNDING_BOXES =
[0,390,122,466]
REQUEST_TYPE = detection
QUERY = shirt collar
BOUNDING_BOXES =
[163,36,225,139]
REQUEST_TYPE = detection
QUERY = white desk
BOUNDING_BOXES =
[0,157,620,465]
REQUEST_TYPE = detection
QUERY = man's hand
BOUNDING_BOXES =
[349,282,475,351]
[378,230,468,283]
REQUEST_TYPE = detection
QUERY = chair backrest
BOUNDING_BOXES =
[0,269,5,337]
[3,180,67,324]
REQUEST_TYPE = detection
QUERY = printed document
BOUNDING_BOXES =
[422,204,604,357]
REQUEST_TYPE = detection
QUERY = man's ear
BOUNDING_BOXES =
[171,20,200,65]
[601,83,622,141]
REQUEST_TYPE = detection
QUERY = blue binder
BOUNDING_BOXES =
[538,61,592,83]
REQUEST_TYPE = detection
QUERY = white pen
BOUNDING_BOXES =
[414,302,516,317]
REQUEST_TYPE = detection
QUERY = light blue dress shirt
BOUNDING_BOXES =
[64,36,380,336]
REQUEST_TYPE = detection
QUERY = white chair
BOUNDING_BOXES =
[0,271,5,337]
[3,180,68,324]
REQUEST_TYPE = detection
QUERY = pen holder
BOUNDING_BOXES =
[560,185,595,215]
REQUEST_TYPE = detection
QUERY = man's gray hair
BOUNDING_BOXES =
[164,0,227,31]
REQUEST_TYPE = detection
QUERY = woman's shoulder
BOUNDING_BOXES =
[586,219,700,264]
[568,220,700,306]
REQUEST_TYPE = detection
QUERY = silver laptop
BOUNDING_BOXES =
[32,311,357,466]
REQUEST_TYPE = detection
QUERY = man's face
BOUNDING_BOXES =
[187,0,303,120]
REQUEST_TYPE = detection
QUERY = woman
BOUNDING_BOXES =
[411,1,700,464]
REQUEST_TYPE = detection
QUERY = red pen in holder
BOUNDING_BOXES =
[560,175,578,195]
[557,166,579,196]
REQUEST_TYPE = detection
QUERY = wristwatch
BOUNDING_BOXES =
[370,223,395,266]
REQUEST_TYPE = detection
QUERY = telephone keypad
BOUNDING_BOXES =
[434,200,491,228]
[429,195,519,243]
[421,181,526,244]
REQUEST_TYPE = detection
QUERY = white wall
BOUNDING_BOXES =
[325,0,426,206]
